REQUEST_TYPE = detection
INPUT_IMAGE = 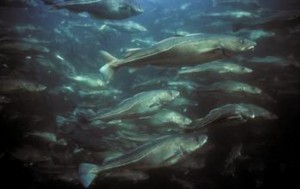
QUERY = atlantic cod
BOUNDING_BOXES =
[99,33,256,82]
[79,133,208,187]
[44,0,143,20]
[90,89,180,121]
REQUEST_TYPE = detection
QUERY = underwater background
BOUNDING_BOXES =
[0,0,299,189]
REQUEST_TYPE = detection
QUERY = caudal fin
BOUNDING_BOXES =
[99,51,119,83]
[79,163,100,188]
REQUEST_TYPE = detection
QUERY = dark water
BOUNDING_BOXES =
[0,0,299,189]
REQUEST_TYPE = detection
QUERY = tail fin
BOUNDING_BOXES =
[99,51,119,83]
[79,163,100,188]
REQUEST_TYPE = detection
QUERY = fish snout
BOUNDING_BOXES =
[255,87,262,94]
[245,41,257,51]
[185,118,192,125]
[244,67,253,73]
[170,90,180,99]
[196,135,208,145]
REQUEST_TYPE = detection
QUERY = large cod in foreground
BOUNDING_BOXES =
[79,133,208,187]
[99,33,256,82]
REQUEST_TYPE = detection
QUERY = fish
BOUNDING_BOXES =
[188,103,277,130]
[0,39,50,55]
[246,56,300,68]
[161,29,193,37]
[78,88,122,99]
[46,0,143,20]
[169,96,198,108]
[235,29,275,41]
[178,61,252,75]
[145,109,192,129]
[197,10,260,21]
[117,130,159,142]
[131,76,168,90]
[233,10,300,32]
[26,131,67,146]
[102,20,147,33]
[90,89,180,121]
[130,37,156,47]
[12,24,42,34]
[197,80,262,94]
[212,0,260,8]
[0,78,46,94]
[78,133,208,187]
[99,33,256,82]
[68,74,107,90]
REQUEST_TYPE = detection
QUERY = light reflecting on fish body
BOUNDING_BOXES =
[78,133,208,187]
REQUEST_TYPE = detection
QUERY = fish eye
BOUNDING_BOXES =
[239,39,245,44]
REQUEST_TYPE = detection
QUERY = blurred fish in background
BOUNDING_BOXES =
[0,0,299,189]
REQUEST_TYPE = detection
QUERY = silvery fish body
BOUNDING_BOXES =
[90,90,180,121]
[99,33,256,82]
[198,80,262,94]
[178,61,252,75]
[189,103,277,130]
[79,133,208,187]
[50,0,143,20]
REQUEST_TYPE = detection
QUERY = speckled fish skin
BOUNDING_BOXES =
[90,89,180,121]
[50,0,143,20]
[78,133,208,187]
[99,34,256,82]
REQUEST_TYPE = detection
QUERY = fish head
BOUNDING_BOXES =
[238,84,262,94]
[239,66,253,73]
[226,64,253,73]
[175,115,193,127]
[136,25,147,32]
[168,111,192,127]
[239,104,278,120]
[181,134,208,153]
[117,1,143,17]
[96,78,107,88]
[161,90,180,102]
[245,104,278,120]
[260,110,278,120]
[247,86,262,94]
[220,36,256,54]
[181,116,193,126]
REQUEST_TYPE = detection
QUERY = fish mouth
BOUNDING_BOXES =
[246,45,255,51]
